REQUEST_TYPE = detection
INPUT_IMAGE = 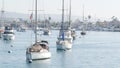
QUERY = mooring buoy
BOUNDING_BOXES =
[8,50,12,53]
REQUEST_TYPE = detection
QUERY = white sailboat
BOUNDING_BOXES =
[26,0,51,63]
[2,25,15,40]
[1,0,15,40]
[56,0,73,50]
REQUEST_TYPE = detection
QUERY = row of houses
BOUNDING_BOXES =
[0,17,120,32]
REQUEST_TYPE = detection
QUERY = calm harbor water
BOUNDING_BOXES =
[0,30,120,68]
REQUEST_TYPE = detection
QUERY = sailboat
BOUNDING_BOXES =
[81,22,86,35]
[68,0,76,40]
[81,29,86,35]
[43,28,51,35]
[1,0,15,40]
[43,17,51,35]
[81,5,86,36]
[16,25,26,32]
[2,25,15,40]
[56,0,73,50]
[26,0,51,63]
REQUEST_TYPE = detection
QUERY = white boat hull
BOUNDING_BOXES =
[57,30,73,50]
[56,40,72,50]
[26,52,51,60]
[3,34,15,40]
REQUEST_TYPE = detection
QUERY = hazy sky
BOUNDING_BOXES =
[0,0,120,19]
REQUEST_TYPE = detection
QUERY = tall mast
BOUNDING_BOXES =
[82,5,85,31]
[69,0,71,28]
[61,0,64,31]
[82,5,84,24]
[1,0,5,26]
[35,0,37,42]
[1,0,4,11]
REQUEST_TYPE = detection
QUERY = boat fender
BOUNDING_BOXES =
[28,60,32,63]
[8,50,12,53]
[11,45,13,47]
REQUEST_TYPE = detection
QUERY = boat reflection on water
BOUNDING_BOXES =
[26,59,51,68]
[56,49,72,68]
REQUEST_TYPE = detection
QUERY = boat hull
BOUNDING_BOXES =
[81,31,86,35]
[56,40,72,50]
[26,52,51,60]
[3,34,15,40]
[43,30,51,35]
[57,30,73,50]
[0,29,4,38]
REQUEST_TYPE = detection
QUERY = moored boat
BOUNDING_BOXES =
[56,0,73,50]
[26,41,51,61]
[26,0,51,63]
[2,26,15,40]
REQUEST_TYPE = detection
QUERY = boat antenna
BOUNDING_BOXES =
[35,0,38,42]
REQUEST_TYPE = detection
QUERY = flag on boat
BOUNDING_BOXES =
[30,12,33,20]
